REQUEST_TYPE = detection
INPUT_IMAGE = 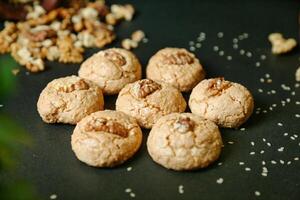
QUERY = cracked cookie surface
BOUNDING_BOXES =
[71,110,142,167]
[147,113,222,171]
[189,78,254,128]
[146,48,205,92]
[37,75,104,124]
[78,48,142,95]
[115,79,187,129]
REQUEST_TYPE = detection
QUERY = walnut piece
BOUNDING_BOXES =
[268,33,297,54]
[173,117,195,133]
[85,118,128,138]
[104,50,126,66]
[208,77,232,92]
[162,51,194,65]
[55,79,89,93]
[132,79,161,98]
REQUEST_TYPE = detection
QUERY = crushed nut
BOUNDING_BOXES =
[132,79,161,98]
[111,4,135,21]
[11,68,20,76]
[208,77,232,93]
[55,79,89,93]
[162,51,194,65]
[131,30,145,42]
[268,33,297,54]
[85,118,128,138]
[104,50,126,66]
[121,38,138,50]
[57,35,84,63]
[173,117,195,133]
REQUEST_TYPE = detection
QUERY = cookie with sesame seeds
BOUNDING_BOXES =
[189,77,254,128]
[71,110,142,167]
[78,48,142,95]
[115,79,187,129]
[147,113,223,171]
[37,75,104,125]
[146,47,205,92]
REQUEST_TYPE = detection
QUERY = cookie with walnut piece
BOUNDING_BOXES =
[147,113,223,171]
[71,110,142,167]
[189,77,254,128]
[116,79,187,129]
[78,48,142,95]
[37,75,104,125]
[146,47,205,92]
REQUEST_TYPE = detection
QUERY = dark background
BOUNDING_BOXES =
[1,0,300,199]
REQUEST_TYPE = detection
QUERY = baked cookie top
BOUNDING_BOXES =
[78,48,142,95]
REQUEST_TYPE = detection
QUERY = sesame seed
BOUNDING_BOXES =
[260,55,266,60]
[269,107,273,111]
[142,38,148,43]
[190,46,196,51]
[227,141,234,144]
[246,52,252,57]
[260,78,265,83]
[240,49,245,55]
[291,91,296,96]
[262,167,268,172]
[245,167,251,171]
[239,162,245,165]
[295,83,300,88]
[265,73,270,78]
[280,160,285,164]
[240,128,246,131]
[130,193,136,198]
[125,188,132,193]
[296,101,300,105]
[284,132,288,136]
[251,142,255,146]
[272,104,277,107]
[238,35,244,40]
[260,150,265,154]
[196,43,202,48]
[271,160,277,164]
[217,32,224,38]
[262,161,266,165]
[281,84,291,91]
[127,167,133,171]
[277,123,283,127]
[219,51,224,56]
[277,147,284,152]
[290,136,295,140]
[227,56,232,60]
[0,104,3,108]
[287,161,291,165]
[255,62,261,67]
[261,172,268,177]
[293,134,298,138]
[50,194,57,200]
[262,138,266,142]
[250,152,255,155]
[271,90,276,94]
[243,33,249,38]
[178,185,184,194]
[258,88,263,93]
[254,191,261,196]
[189,41,195,46]
[267,142,271,147]
[213,46,219,51]
[233,44,238,49]
[216,178,224,184]
[233,38,238,43]
[295,114,300,118]
[218,162,223,166]
[294,157,299,161]
[286,98,291,103]
[266,79,272,83]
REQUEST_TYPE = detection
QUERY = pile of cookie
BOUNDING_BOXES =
[37,47,254,171]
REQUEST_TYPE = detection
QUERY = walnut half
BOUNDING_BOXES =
[162,51,194,65]
[173,117,195,133]
[85,118,128,138]
[104,50,126,66]
[55,79,89,93]
[132,79,161,98]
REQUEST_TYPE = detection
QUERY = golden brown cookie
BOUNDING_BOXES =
[146,47,205,92]
[71,110,142,167]
[37,75,104,125]
[189,77,254,128]
[147,113,223,171]
[116,79,187,129]
[78,48,142,95]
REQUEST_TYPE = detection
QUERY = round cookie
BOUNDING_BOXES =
[116,79,187,129]
[37,75,104,125]
[147,113,223,171]
[189,77,254,128]
[71,110,142,167]
[146,47,205,92]
[78,48,142,95]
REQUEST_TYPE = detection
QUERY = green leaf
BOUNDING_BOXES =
[0,54,18,96]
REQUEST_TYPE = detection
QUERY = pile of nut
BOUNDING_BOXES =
[0,1,136,72]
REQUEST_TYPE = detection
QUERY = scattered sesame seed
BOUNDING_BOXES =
[219,51,224,56]
[245,167,251,171]
[260,55,266,60]
[271,160,277,164]
[287,161,291,165]
[272,104,277,107]
[240,49,245,55]
[189,41,195,46]
[262,167,268,172]
[233,38,238,43]
[178,185,184,194]
[250,152,255,155]
[296,101,300,105]
[280,160,285,164]
[295,114,300,118]
[295,83,300,88]
[239,162,245,165]
[254,191,261,196]
[218,162,223,166]
[293,134,298,138]
[271,90,276,94]
[260,150,265,154]
[291,91,296,96]
[260,78,265,83]
[227,141,234,144]
[290,136,295,140]
[190,46,196,51]
[262,138,266,142]
[127,167,133,171]
[125,188,132,193]
[281,84,291,91]
[246,52,252,57]
[142,38,148,43]
[262,161,266,165]
[258,88,263,93]
[267,142,271,147]
[227,56,232,60]
[286,98,291,103]
[277,147,284,152]
[213,46,219,51]
[261,172,268,177]
[269,107,273,111]
[130,193,136,198]
[251,142,255,146]
[284,132,289,136]
[216,178,224,184]
[233,44,238,49]
[243,33,249,38]
[196,43,202,48]
[266,79,272,83]
[277,122,283,127]
[255,111,260,114]
[0,104,3,108]
[294,157,299,161]
[238,35,244,40]
[255,62,261,67]
[50,194,57,200]
[217,32,224,38]
[265,73,270,78]
[240,128,246,131]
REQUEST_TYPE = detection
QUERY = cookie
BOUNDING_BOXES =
[189,77,254,128]
[146,47,205,92]
[78,48,142,95]
[71,110,142,167]
[116,79,187,129]
[147,113,223,171]
[37,75,104,125]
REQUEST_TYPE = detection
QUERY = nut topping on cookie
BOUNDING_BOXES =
[55,79,90,93]
[85,118,128,138]
[209,77,231,91]
[104,49,126,66]
[132,79,162,98]
[173,117,195,133]
[162,51,194,65]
